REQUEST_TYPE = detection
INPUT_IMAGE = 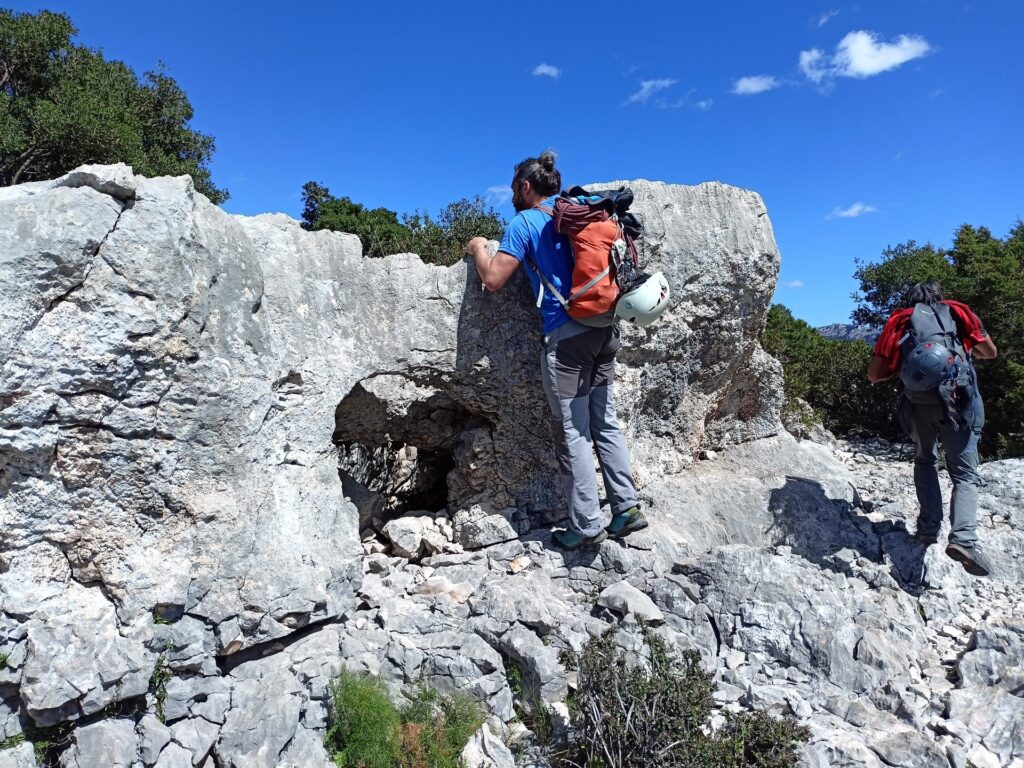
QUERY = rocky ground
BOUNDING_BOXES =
[327,432,1023,768]
[8,431,1019,768]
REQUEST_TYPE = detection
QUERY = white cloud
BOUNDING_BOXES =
[817,10,840,27]
[799,49,830,83]
[626,78,677,104]
[486,185,512,205]
[731,75,780,95]
[827,202,879,219]
[837,31,931,77]
[801,30,931,84]
[783,279,805,289]
[532,63,561,79]
[695,98,714,110]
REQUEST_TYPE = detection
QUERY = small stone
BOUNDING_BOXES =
[722,649,745,670]
[383,516,433,559]
[596,581,664,624]
[938,625,963,640]
[508,555,531,574]
[138,713,172,764]
[459,723,515,768]
[966,745,1001,768]
[712,682,744,704]
[460,514,518,550]
[413,576,475,604]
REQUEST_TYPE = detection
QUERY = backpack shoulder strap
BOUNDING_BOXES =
[521,206,568,310]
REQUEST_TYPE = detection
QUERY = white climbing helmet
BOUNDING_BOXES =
[615,272,670,327]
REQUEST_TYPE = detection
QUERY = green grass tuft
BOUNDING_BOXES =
[325,672,485,768]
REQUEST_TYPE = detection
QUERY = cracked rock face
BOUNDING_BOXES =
[4,165,1019,768]
[0,165,781,764]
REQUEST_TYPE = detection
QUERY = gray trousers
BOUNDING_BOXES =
[910,401,982,547]
[541,321,640,536]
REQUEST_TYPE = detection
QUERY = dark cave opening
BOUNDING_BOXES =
[332,375,485,532]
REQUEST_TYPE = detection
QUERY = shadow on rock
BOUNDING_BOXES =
[768,476,927,594]
[517,525,603,567]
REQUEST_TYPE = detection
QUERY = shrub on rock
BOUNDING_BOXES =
[558,628,808,768]
[324,672,485,768]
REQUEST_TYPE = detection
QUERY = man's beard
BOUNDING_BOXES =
[512,185,526,212]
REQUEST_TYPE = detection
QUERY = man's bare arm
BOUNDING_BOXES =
[466,237,521,292]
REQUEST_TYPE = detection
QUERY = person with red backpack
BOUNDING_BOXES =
[465,151,664,549]
[867,280,998,576]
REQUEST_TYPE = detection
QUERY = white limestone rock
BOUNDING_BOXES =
[59,719,137,768]
[0,743,37,768]
[459,723,515,768]
[597,581,665,624]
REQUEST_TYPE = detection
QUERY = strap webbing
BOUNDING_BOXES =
[568,266,611,302]
[523,206,569,309]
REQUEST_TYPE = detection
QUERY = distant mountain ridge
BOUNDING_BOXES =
[817,323,880,343]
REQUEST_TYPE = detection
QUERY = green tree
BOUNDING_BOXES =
[301,181,410,257]
[852,225,1024,456]
[302,182,505,265]
[764,305,901,439]
[0,9,226,202]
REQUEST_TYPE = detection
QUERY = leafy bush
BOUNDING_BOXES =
[324,671,485,768]
[0,9,226,201]
[558,628,808,768]
[764,305,901,440]
[302,182,504,264]
[326,673,402,768]
[399,682,485,768]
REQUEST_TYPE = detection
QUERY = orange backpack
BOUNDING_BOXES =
[529,188,641,326]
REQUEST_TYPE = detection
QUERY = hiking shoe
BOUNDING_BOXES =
[945,542,992,576]
[913,530,939,546]
[607,507,649,539]
[552,528,607,550]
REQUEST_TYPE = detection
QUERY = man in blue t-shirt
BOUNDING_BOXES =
[465,152,645,549]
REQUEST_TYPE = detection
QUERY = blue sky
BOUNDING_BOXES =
[10,1,1024,326]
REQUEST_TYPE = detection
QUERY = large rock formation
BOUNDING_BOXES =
[0,166,1020,768]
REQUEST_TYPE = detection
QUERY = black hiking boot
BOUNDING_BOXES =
[945,542,992,576]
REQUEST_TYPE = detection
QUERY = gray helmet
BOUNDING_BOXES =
[615,272,670,327]
[901,341,955,392]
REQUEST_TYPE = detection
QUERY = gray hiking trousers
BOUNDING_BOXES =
[541,321,640,537]
[909,400,983,547]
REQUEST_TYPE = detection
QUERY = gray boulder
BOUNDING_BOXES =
[460,723,516,768]
[0,744,36,768]
[59,719,137,768]
[597,580,665,624]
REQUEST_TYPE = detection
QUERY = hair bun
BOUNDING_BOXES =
[539,151,557,171]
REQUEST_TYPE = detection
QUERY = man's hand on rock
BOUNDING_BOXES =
[464,236,488,257]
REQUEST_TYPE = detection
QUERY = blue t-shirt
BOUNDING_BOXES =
[498,197,573,334]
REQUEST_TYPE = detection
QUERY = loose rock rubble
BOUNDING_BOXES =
[0,166,1020,767]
